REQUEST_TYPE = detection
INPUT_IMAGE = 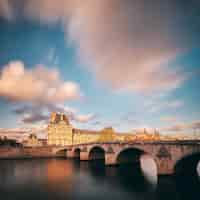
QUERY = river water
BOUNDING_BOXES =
[0,159,199,200]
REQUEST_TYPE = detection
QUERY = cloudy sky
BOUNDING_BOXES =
[0,0,200,138]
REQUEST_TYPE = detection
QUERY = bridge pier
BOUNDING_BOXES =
[156,158,175,175]
[80,151,89,161]
[105,153,116,166]
[67,149,75,158]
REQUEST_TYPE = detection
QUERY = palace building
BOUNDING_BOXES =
[47,112,73,146]
[47,112,162,146]
[47,112,120,146]
[47,112,104,146]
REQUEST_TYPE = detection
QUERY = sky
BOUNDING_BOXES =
[0,0,200,139]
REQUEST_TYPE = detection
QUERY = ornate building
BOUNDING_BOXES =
[47,112,162,146]
[47,112,73,146]
[47,113,119,146]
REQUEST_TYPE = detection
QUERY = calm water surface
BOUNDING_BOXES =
[0,159,199,200]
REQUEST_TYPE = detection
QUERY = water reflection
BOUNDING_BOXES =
[197,161,200,178]
[46,159,74,193]
[140,154,158,187]
[0,158,199,200]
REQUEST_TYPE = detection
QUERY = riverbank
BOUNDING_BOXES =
[0,147,63,159]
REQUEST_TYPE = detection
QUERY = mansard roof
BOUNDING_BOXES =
[50,112,70,125]
[73,128,100,135]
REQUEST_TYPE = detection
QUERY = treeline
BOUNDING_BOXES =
[0,137,22,147]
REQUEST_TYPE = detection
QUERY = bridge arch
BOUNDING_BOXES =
[115,146,157,164]
[88,146,105,161]
[115,147,158,184]
[116,147,144,165]
[174,152,200,177]
[55,148,68,157]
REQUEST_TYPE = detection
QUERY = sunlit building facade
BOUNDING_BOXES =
[47,112,73,146]
[47,112,163,146]
[98,127,116,142]
[73,129,100,144]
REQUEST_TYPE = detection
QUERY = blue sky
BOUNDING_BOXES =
[0,1,200,137]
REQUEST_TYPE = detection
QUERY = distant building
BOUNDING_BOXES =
[47,112,163,146]
[98,127,116,142]
[73,128,100,144]
[23,134,46,147]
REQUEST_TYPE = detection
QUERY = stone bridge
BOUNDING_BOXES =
[53,141,200,175]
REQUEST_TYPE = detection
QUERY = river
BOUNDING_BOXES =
[0,159,199,200]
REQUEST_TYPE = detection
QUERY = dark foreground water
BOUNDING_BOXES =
[0,159,199,200]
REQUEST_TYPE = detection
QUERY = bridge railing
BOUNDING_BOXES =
[68,140,200,147]
[49,140,200,149]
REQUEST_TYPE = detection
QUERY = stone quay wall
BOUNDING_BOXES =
[0,147,59,159]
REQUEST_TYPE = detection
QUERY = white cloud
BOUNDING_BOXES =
[73,113,96,123]
[161,120,200,132]
[0,127,32,141]
[0,61,81,103]
[0,125,48,141]
[167,100,184,108]
[148,99,184,113]
[0,127,28,134]
[132,127,157,134]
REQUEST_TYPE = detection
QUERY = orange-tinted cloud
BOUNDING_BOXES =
[0,61,81,103]
[161,120,200,132]
[73,113,96,123]
[160,116,177,123]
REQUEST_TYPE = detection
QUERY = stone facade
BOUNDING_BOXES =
[73,129,100,144]
[47,113,128,146]
[47,112,162,146]
[48,113,121,146]
[47,112,73,146]
[98,127,116,142]
[0,147,56,159]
